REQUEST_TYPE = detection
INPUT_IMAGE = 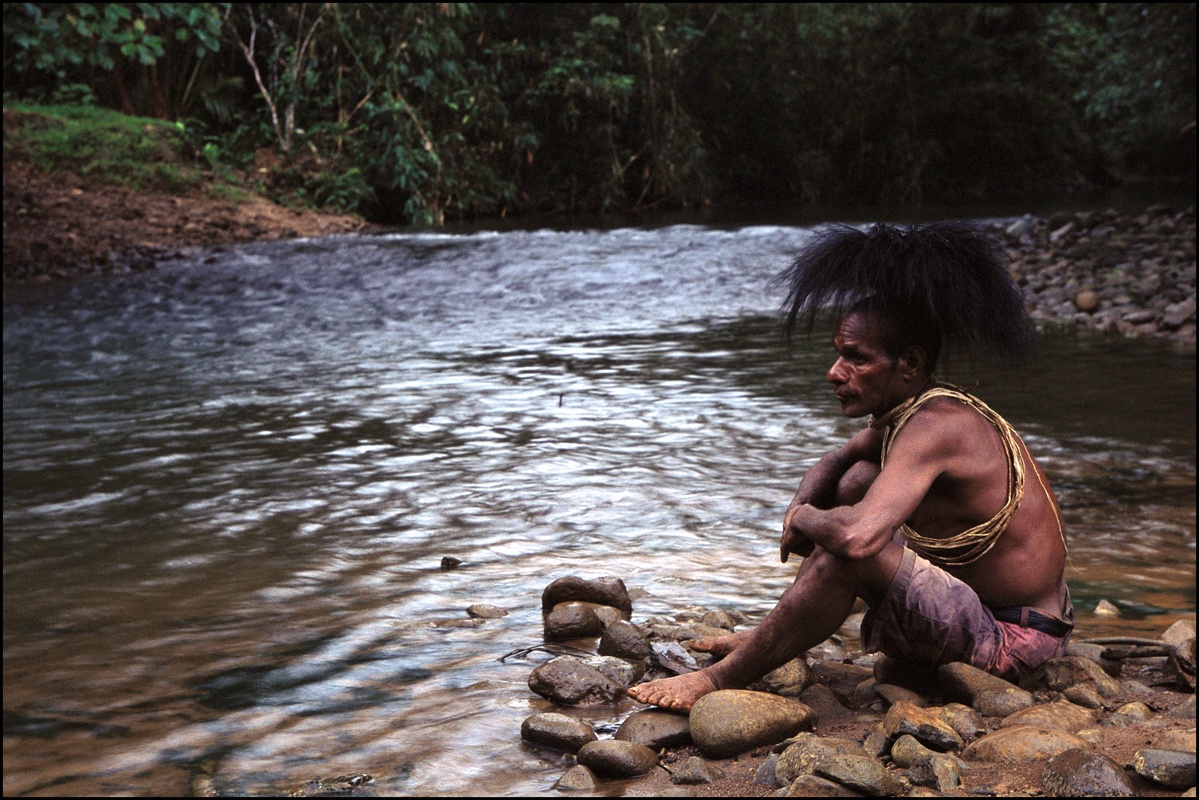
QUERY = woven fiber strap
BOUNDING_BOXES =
[871,384,1025,566]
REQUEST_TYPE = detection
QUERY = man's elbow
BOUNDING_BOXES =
[839,527,893,561]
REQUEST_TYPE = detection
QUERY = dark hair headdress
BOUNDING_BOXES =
[772,221,1034,363]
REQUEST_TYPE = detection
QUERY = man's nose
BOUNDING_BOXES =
[827,358,846,384]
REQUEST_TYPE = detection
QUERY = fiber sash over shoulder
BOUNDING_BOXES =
[870,384,1025,566]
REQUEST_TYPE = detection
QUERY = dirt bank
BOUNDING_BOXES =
[2,158,372,282]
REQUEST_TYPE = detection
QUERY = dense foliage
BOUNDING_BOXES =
[4,3,1195,225]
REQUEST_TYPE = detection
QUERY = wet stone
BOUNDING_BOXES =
[799,683,848,721]
[962,725,1094,763]
[1063,685,1106,709]
[882,700,964,752]
[701,609,736,630]
[1001,698,1097,733]
[597,619,652,661]
[520,712,597,753]
[542,575,632,615]
[553,764,597,791]
[614,709,691,749]
[528,656,623,705]
[576,740,658,778]
[670,756,725,785]
[544,602,602,639]
[1132,747,1197,789]
[689,690,816,759]
[579,654,643,687]
[1041,748,1136,797]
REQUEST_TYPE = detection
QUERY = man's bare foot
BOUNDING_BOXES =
[688,630,751,657]
[626,669,720,712]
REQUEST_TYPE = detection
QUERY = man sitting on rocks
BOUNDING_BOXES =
[628,222,1074,712]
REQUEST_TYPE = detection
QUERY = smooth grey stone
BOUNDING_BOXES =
[521,712,597,752]
[1042,748,1137,796]
[670,756,725,785]
[580,654,643,687]
[1063,685,1106,709]
[937,661,1020,703]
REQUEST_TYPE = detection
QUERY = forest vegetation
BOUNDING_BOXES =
[4,3,1195,227]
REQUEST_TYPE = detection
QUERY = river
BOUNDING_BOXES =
[3,223,1194,796]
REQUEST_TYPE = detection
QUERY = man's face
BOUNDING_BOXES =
[827,313,906,418]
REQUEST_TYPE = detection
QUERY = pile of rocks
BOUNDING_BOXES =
[518,575,1197,796]
[994,205,1196,348]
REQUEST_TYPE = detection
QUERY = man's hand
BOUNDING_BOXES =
[780,504,816,563]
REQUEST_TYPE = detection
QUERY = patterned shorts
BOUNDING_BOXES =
[860,547,1073,683]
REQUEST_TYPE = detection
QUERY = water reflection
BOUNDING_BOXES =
[3,226,1194,796]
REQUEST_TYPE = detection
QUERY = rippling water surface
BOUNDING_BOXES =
[3,225,1194,796]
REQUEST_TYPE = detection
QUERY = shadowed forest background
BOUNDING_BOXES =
[4,2,1195,226]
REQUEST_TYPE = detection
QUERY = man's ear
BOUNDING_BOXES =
[899,346,928,377]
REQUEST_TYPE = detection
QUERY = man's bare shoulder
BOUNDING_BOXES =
[889,395,997,457]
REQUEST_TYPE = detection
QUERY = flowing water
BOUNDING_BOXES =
[3,224,1194,796]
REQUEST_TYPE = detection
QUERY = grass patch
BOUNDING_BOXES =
[3,102,203,192]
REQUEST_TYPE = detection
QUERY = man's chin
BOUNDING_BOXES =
[837,399,870,418]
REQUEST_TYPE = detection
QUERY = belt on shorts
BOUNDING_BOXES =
[991,606,1074,638]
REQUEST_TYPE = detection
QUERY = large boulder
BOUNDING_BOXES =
[689,690,816,759]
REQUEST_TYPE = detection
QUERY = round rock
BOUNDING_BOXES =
[544,602,602,639]
[776,733,869,784]
[883,701,963,752]
[812,753,902,796]
[670,756,726,785]
[1042,748,1136,797]
[598,619,652,661]
[520,712,597,753]
[576,740,658,778]
[542,575,632,615]
[973,687,1034,717]
[554,764,597,791]
[466,603,507,619]
[690,690,816,759]
[528,656,623,705]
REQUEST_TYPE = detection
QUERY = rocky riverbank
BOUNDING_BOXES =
[513,576,1196,797]
[993,204,1196,350]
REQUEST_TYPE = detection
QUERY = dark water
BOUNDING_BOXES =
[3,225,1194,796]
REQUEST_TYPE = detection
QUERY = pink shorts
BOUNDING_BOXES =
[860,547,1073,683]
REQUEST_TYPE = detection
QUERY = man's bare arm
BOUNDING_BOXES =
[785,411,950,561]
[780,426,883,562]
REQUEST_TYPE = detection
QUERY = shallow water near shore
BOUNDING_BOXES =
[3,224,1194,796]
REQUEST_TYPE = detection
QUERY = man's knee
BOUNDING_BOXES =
[835,461,880,506]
